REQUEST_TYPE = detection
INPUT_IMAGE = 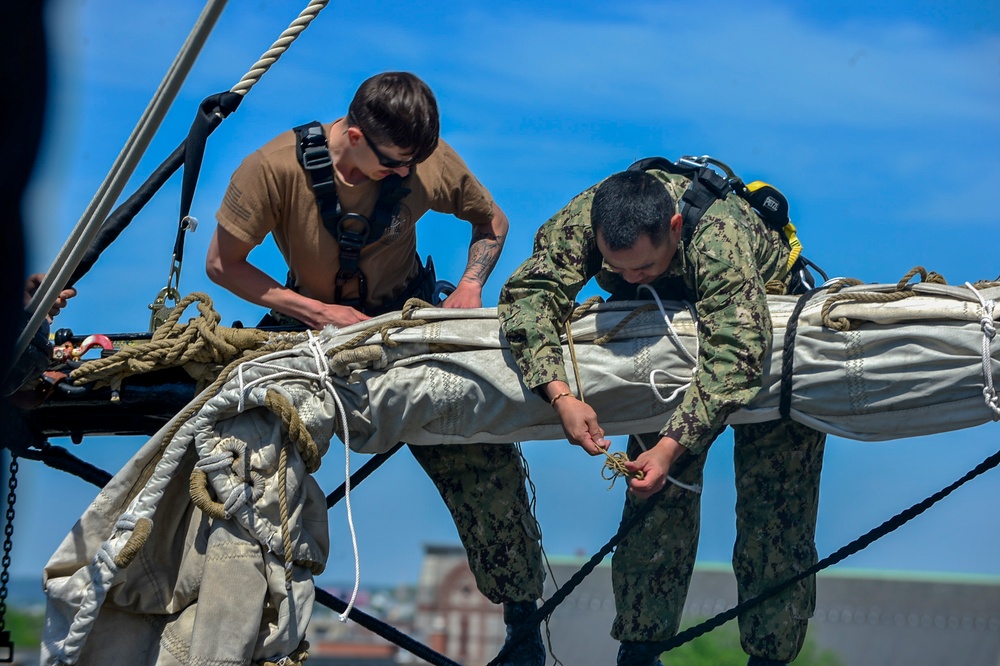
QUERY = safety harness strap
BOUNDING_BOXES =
[626,156,732,243]
[293,121,412,308]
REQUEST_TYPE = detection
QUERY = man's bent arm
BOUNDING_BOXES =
[206,225,368,328]
[442,206,509,309]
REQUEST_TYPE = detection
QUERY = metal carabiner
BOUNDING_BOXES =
[148,285,181,331]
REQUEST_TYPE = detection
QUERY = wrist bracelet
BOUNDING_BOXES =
[550,391,573,407]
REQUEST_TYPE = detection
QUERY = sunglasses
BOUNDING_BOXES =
[359,128,417,169]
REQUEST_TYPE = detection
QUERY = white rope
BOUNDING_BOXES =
[965,283,1000,420]
[632,285,702,493]
[637,285,699,366]
[632,420,702,495]
[229,0,331,96]
[234,332,363,619]
[648,369,691,406]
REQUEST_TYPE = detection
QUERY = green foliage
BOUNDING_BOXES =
[655,619,844,666]
[4,608,44,648]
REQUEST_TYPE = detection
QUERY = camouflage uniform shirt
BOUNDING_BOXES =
[499,169,792,454]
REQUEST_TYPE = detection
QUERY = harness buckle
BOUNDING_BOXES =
[337,213,370,254]
[300,143,332,170]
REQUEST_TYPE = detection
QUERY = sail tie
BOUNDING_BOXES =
[965,282,1000,420]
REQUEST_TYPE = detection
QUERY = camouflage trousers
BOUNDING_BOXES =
[410,443,544,604]
[611,419,826,662]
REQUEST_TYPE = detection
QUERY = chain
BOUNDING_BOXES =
[0,452,18,659]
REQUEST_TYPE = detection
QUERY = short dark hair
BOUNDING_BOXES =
[591,170,676,251]
[347,72,440,163]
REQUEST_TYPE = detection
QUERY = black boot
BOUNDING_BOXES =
[747,657,787,666]
[617,641,663,666]
[497,601,545,666]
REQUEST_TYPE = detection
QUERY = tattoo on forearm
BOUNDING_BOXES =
[464,231,506,285]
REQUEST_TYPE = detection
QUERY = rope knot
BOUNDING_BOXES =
[600,450,643,489]
[980,300,996,340]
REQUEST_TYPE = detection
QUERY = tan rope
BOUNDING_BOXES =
[600,449,643,489]
[69,292,274,391]
[112,517,153,568]
[328,317,430,357]
[278,438,293,588]
[188,469,229,520]
[263,390,321,473]
[593,304,659,345]
[821,267,946,331]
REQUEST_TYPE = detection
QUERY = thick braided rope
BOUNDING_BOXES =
[69,292,271,388]
[821,267,946,331]
[277,438,294,588]
[263,389,321,473]
[229,0,331,97]
[123,341,297,512]
[327,317,430,357]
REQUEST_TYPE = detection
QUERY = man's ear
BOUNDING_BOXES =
[669,212,683,235]
[346,125,363,146]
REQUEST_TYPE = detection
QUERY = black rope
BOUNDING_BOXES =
[67,91,243,289]
[326,442,404,508]
[652,443,1000,654]
[13,442,111,488]
[779,286,825,419]
[315,587,461,666]
[486,495,659,666]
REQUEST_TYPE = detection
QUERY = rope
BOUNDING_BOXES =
[229,0,331,97]
[111,517,152,568]
[69,293,275,392]
[654,441,1000,655]
[315,587,462,666]
[487,495,658,666]
[964,282,1000,420]
[12,0,228,372]
[820,267,945,331]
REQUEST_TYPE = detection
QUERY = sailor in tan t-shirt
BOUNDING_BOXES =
[208,81,506,329]
[206,72,547,666]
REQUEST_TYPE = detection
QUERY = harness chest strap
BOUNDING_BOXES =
[293,121,411,308]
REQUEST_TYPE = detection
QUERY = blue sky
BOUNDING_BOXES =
[15,0,1000,594]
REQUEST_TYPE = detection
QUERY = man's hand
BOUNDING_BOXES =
[554,396,610,455]
[441,280,482,309]
[543,381,609,455]
[624,436,687,499]
[305,302,371,329]
[25,273,77,320]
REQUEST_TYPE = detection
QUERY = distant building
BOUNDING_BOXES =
[412,544,507,664]
[410,545,1000,666]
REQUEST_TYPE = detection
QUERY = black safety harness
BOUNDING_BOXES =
[627,155,826,292]
[294,121,412,310]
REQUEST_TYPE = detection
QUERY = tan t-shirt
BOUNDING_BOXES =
[215,122,495,307]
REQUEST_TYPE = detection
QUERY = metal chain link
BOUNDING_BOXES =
[0,453,18,637]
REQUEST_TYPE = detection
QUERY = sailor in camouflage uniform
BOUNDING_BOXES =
[499,169,826,666]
